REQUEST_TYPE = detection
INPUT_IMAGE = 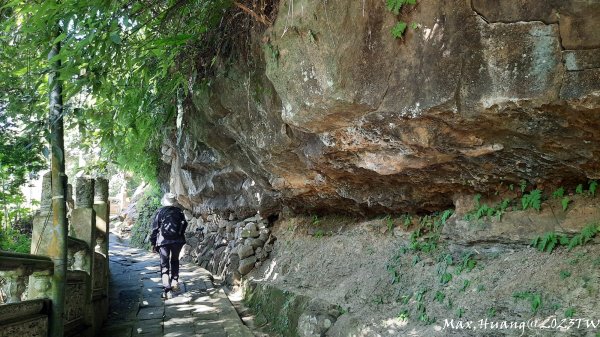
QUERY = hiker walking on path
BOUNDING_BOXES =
[150,192,188,299]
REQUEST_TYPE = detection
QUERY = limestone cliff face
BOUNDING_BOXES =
[161,0,600,217]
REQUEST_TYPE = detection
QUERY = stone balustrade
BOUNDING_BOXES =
[1,174,111,336]
[0,253,53,304]
[0,299,50,337]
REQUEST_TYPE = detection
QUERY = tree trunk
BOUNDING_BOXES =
[48,30,67,337]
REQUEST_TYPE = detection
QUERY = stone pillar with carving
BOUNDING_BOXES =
[28,270,53,300]
[93,178,109,259]
[0,267,28,303]
[70,177,95,274]
[92,177,109,332]
[30,172,52,255]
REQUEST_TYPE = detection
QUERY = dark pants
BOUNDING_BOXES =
[159,243,183,291]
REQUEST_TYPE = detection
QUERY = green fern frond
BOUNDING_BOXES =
[530,189,542,211]
[589,181,597,197]
[386,0,405,14]
[520,180,527,193]
[553,187,564,199]
[391,21,408,39]
[561,197,570,211]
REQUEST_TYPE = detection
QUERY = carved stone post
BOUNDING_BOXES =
[28,270,53,300]
[70,177,95,275]
[0,268,28,303]
[92,178,109,332]
[67,191,94,332]
[93,178,109,259]
[31,172,52,255]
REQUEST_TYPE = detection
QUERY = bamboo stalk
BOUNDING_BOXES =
[48,28,67,337]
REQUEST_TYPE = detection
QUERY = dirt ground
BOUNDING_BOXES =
[247,213,600,337]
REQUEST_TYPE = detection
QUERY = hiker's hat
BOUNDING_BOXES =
[161,192,177,207]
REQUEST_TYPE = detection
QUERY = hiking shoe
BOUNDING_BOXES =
[161,290,173,299]
[171,280,180,292]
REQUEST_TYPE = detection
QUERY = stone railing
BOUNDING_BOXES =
[0,174,110,336]
[0,252,53,304]
[0,299,50,337]
[0,253,53,337]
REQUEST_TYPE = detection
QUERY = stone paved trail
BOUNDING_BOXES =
[100,233,255,337]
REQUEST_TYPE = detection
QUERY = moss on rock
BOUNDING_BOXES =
[129,185,161,250]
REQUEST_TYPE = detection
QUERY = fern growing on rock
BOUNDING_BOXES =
[385,0,417,39]
[521,189,542,211]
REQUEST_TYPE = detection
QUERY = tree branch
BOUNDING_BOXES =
[233,1,271,26]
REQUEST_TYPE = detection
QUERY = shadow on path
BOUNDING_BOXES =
[100,233,254,337]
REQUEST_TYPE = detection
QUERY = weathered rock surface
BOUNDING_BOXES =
[160,0,600,217]
[238,256,257,275]
[237,244,254,260]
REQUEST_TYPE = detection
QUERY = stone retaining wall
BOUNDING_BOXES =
[180,212,276,285]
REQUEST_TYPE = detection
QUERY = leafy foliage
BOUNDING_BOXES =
[440,209,453,225]
[520,180,527,193]
[129,185,162,250]
[384,215,395,232]
[567,223,598,250]
[565,308,576,318]
[0,114,45,228]
[0,226,31,253]
[513,291,542,313]
[575,184,583,194]
[531,232,561,253]
[561,197,570,211]
[1,0,232,181]
[464,196,512,221]
[385,0,417,39]
[552,187,565,199]
[456,252,477,274]
[386,0,416,14]
[589,181,597,197]
[531,224,599,253]
[559,270,571,279]
[521,189,542,211]
[391,21,408,39]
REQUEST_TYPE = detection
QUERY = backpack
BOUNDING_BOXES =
[158,206,186,239]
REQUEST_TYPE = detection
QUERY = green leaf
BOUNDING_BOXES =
[110,31,121,45]
[553,187,564,199]
[441,209,453,224]
[561,197,570,211]
[530,294,542,312]
[12,67,28,76]
[386,0,405,14]
[151,34,193,47]
[576,184,583,194]
[522,195,530,210]
[474,194,482,208]
[522,189,542,211]
[440,272,452,284]
[589,181,597,197]
[52,32,67,44]
[391,21,408,39]
[520,180,527,193]
[559,235,569,246]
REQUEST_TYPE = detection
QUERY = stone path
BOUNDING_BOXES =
[100,233,255,337]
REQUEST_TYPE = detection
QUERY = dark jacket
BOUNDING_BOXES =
[150,206,188,247]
